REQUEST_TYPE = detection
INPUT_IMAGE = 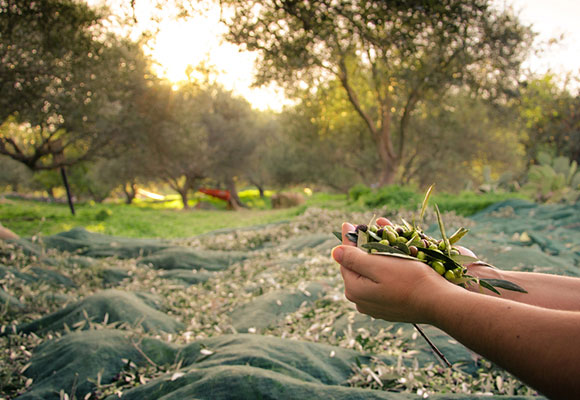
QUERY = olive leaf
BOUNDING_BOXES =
[357,229,368,247]
[400,218,413,231]
[480,278,528,293]
[362,242,408,255]
[333,231,342,241]
[367,230,382,242]
[345,232,359,243]
[449,254,479,265]
[448,227,469,245]
[417,247,462,271]
[434,204,451,256]
[478,279,502,295]
[374,252,421,261]
[419,183,435,227]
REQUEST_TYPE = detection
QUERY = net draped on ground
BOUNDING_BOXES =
[3,199,578,399]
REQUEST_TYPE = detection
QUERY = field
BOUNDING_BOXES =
[3,189,577,399]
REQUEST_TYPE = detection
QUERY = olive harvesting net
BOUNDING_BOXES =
[3,199,578,399]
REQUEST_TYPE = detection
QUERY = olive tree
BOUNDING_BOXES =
[221,0,533,185]
[0,0,152,171]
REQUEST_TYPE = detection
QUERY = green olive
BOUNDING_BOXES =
[432,261,446,275]
[386,231,397,244]
[444,269,455,280]
[417,251,426,261]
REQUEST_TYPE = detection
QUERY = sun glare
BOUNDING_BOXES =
[146,6,290,111]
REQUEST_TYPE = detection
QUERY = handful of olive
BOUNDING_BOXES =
[334,185,526,295]
[349,219,473,284]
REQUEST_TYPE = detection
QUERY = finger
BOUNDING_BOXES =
[340,265,378,302]
[342,222,357,246]
[334,245,382,283]
[455,245,476,258]
[376,217,393,227]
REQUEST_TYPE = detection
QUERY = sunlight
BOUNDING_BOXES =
[146,5,291,111]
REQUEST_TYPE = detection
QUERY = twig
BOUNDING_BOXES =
[413,323,452,368]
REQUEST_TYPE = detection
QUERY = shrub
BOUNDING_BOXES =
[362,185,422,210]
[348,184,372,201]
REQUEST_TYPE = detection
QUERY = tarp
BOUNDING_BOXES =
[4,200,575,399]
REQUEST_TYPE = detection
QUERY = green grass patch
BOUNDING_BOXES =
[348,184,530,216]
[0,196,307,239]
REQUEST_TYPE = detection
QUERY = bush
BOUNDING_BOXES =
[432,192,527,216]
[348,184,372,201]
[361,185,422,210]
[350,184,528,216]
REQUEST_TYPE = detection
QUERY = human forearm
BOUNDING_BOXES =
[467,265,580,311]
[428,286,580,399]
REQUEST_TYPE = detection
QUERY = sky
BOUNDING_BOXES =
[103,0,580,111]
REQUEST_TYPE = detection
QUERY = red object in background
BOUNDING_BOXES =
[198,188,231,202]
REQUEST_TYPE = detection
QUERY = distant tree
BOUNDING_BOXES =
[222,0,533,185]
[148,81,212,209]
[404,91,525,191]
[0,156,33,192]
[0,0,152,171]
[243,111,283,197]
[519,75,580,165]
[203,87,261,208]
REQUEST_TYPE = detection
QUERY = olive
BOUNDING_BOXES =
[450,249,460,256]
[432,261,446,275]
[395,227,404,235]
[397,236,408,244]
[444,269,455,281]
[417,251,426,261]
[379,239,390,246]
[356,224,368,233]
[377,228,385,238]
[386,231,398,244]
[409,245,418,257]
[438,241,446,251]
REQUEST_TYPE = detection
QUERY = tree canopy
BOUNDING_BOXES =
[222,0,534,185]
[0,0,152,171]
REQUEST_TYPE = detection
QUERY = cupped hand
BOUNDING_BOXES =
[333,221,460,324]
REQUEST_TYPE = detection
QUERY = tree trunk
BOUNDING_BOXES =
[178,189,189,209]
[225,176,245,210]
[123,182,137,204]
[60,167,75,216]
[378,157,398,186]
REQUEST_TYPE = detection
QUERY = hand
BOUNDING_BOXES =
[332,220,461,324]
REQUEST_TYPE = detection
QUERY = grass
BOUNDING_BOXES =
[0,185,529,239]
[0,190,347,239]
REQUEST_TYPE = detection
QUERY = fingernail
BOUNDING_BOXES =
[332,246,343,263]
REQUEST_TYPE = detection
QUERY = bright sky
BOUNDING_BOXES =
[495,0,580,85]
[96,0,580,111]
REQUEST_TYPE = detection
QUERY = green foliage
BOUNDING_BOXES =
[348,184,372,202]
[348,185,528,216]
[223,0,533,184]
[0,0,154,172]
[521,152,580,203]
[431,192,528,216]
[0,156,32,191]
[519,75,580,165]
[354,185,423,210]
